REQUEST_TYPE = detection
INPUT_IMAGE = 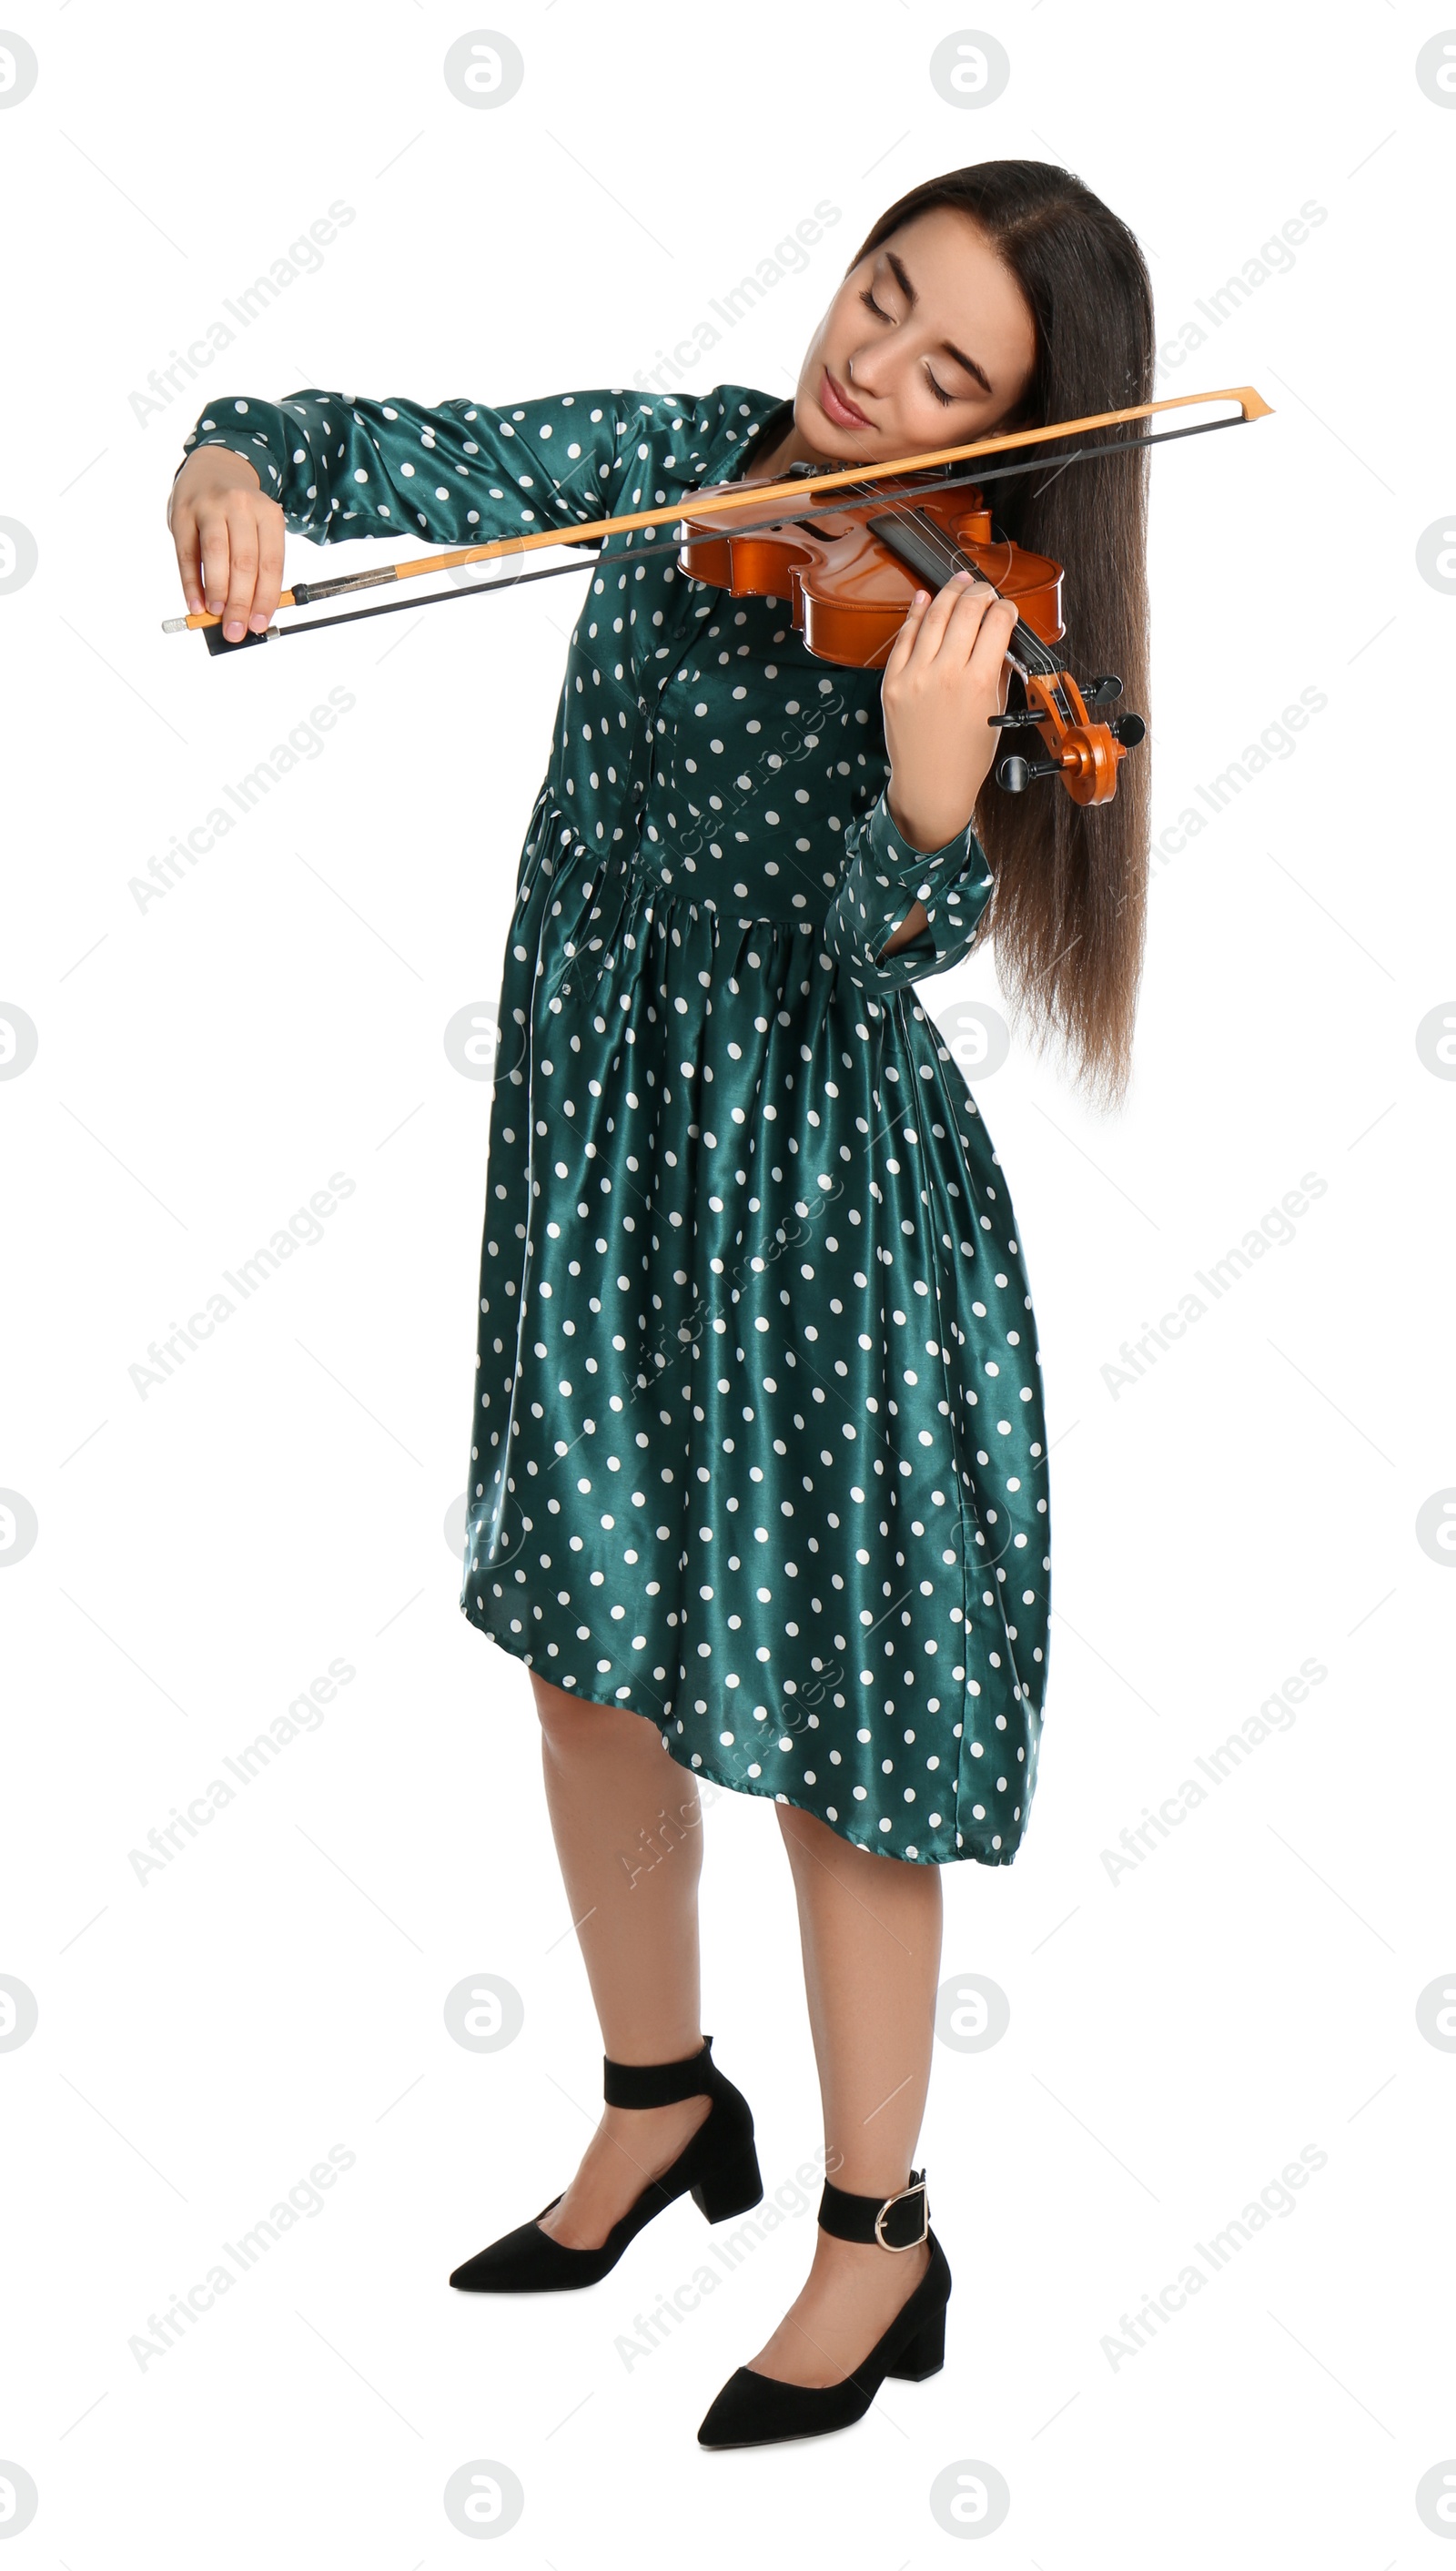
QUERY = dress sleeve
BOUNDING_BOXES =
[175,386,641,547]
[821,787,996,997]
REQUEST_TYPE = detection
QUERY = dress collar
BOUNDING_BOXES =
[694,387,797,490]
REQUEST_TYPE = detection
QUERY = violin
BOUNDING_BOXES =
[676,474,1145,808]
[164,384,1269,810]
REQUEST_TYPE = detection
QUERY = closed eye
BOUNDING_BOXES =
[861,281,965,403]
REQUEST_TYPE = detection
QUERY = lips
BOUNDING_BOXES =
[819,366,871,430]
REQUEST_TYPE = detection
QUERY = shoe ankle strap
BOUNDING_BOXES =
[602,2035,714,2108]
[818,2168,929,2251]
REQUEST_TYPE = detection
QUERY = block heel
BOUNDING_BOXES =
[690,2131,764,2224]
[885,2306,945,2380]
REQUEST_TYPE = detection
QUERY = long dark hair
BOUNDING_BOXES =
[854,162,1155,1108]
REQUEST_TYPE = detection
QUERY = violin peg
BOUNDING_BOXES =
[996,754,1063,792]
[1081,673,1123,705]
[1109,713,1146,746]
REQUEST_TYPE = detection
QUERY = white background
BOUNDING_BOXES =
[3,1,1453,2561]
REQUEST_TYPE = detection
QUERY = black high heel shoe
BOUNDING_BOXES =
[449,2034,763,2293]
[696,2169,951,2447]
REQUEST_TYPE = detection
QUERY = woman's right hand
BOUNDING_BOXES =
[167,447,286,642]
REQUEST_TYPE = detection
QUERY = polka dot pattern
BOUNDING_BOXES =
[186,380,1051,1865]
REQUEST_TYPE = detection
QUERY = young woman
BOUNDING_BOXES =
[167,158,1153,2450]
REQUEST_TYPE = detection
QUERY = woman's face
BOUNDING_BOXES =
[792,205,1038,463]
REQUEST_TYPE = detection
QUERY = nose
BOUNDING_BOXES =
[844,339,891,399]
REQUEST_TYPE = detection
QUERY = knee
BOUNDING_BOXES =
[531,1675,649,1766]
[531,1674,594,1756]
[776,1798,846,1864]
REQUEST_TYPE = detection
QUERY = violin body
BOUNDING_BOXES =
[679,486,1065,668]
[678,481,1143,808]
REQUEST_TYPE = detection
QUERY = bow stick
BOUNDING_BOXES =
[162,382,1270,650]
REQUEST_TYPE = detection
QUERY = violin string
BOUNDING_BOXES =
[798,473,1067,716]
[723,413,1106,694]
[665,466,1074,749]
[883,492,1073,721]
[834,476,1066,688]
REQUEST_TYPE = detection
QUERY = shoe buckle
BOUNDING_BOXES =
[873,2177,929,2252]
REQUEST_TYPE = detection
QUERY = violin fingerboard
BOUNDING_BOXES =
[865,511,1056,677]
[864,511,981,594]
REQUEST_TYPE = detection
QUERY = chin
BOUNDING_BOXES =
[792,383,830,447]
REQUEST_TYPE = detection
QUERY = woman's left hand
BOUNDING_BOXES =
[881,571,1020,855]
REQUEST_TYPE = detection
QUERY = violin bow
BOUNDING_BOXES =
[162,382,1270,653]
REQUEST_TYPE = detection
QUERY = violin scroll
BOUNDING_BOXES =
[992,669,1147,806]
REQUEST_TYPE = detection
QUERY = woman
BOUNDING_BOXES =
[167,158,1153,2450]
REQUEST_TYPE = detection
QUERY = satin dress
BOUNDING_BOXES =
[183,379,1052,1865]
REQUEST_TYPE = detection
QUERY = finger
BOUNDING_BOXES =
[171,502,204,616]
[936,576,1012,669]
[221,502,260,643]
[908,568,978,663]
[250,510,286,632]
[962,592,1019,688]
[197,506,233,621]
[884,585,931,679]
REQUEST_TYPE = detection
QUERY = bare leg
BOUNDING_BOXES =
[750,1802,943,2385]
[528,1677,712,2249]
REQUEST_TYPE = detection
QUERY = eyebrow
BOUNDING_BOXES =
[885,250,994,397]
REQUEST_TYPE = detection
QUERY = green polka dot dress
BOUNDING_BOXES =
[182,379,1052,1865]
